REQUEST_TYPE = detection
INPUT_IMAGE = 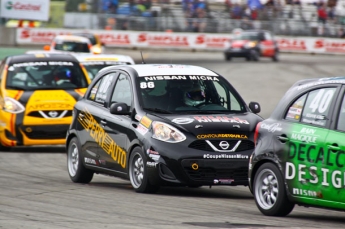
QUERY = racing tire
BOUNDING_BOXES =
[225,54,232,61]
[253,162,294,216]
[67,137,94,183]
[272,50,279,62]
[0,143,11,152]
[250,50,260,62]
[129,146,160,193]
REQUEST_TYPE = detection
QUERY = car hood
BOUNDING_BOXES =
[231,40,250,48]
[149,113,261,139]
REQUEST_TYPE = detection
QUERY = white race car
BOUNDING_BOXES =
[73,53,135,80]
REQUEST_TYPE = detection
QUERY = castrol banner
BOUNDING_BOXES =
[16,28,345,55]
[1,0,50,21]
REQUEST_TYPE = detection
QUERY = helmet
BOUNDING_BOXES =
[54,67,72,80]
[183,83,205,106]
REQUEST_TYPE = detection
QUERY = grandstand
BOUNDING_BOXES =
[62,0,345,38]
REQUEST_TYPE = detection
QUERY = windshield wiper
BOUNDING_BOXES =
[143,108,172,114]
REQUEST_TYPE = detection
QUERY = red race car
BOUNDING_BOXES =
[224,29,279,62]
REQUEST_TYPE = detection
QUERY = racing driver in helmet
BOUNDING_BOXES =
[183,82,206,107]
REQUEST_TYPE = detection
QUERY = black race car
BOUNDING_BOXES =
[224,30,279,62]
[66,64,263,193]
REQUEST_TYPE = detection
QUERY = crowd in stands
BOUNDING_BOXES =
[182,0,210,32]
[98,0,345,38]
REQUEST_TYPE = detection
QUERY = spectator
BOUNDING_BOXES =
[317,4,327,24]
[338,28,345,38]
[231,3,243,19]
[328,6,335,22]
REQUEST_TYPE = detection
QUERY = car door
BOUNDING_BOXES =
[99,72,133,172]
[77,72,118,168]
[323,87,345,204]
[284,87,338,199]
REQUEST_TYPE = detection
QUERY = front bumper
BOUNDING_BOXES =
[0,124,69,147]
[145,138,254,187]
[224,48,252,58]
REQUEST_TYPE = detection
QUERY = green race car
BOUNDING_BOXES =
[249,77,345,216]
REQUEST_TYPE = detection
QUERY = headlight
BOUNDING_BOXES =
[92,46,102,54]
[245,42,256,48]
[4,97,25,113]
[152,121,186,143]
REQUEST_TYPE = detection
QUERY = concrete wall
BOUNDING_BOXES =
[0,27,16,46]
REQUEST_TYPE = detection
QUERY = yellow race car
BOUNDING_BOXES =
[0,53,91,151]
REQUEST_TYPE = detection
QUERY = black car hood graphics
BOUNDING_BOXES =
[149,113,259,138]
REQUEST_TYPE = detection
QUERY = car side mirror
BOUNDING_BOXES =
[249,101,261,114]
[110,102,130,115]
[43,45,50,51]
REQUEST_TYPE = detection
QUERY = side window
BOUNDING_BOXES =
[213,81,241,111]
[111,74,132,107]
[285,94,307,122]
[88,73,116,103]
[88,79,101,101]
[337,93,345,131]
[301,88,336,126]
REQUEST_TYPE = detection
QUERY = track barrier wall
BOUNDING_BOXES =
[1,27,345,55]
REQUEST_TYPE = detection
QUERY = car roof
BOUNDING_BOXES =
[291,77,345,90]
[5,53,78,63]
[122,64,218,77]
[73,53,133,63]
[53,35,91,43]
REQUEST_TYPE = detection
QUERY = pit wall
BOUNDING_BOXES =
[1,27,345,55]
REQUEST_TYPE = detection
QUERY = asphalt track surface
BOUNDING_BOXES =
[1,48,345,229]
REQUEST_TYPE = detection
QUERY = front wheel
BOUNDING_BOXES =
[129,146,160,193]
[0,142,11,152]
[225,54,232,61]
[272,50,279,62]
[253,163,294,216]
[67,137,94,183]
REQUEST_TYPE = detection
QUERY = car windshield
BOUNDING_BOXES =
[233,32,259,41]
[82,61,131,80]
[6,61,88,90]
[138,75,246,113]
[54,41,90,53]
[74,34,97,45]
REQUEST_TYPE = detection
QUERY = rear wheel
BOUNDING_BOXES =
[0,142,11,151]
[254,163,294,216]
[67,137,94,183]
[129,146,160,193]
[250,50,260,61]
[272,50,279,62]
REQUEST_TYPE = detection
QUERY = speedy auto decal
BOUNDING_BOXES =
[78,108,126,168]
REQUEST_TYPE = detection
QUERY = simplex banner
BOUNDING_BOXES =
[16,28,345,55]
[1,0,50,21]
